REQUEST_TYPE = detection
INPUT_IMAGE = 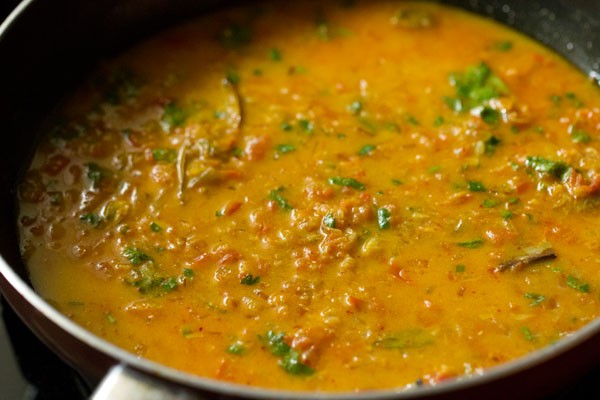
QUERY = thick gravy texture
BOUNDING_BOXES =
[17,0,600,392]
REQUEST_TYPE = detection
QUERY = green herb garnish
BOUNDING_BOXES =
[456,238,484,249]
[446,62,508,112]
[566,275,590,293]
[358,144,376,156]
[262,331,314,376]
[468,181,486,192]
[323,213,336,228]
[227,341,246,355]
[276,144,296,154]
[268,187,293,210]
[521,326,534,341]
[161,101,187,131]
[328,176,366,191]
[241,274,260,285]
[524,293,545,306]
[525,156,570,180]
[269,48,282,61]
[152,148,177,163]
[80,213,102,228]
[122,247,152,265]
[377,207,391,230]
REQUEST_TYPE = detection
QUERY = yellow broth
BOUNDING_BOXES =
[17,0,600,392]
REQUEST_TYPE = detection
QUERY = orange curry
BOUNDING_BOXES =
[17,0,600,392]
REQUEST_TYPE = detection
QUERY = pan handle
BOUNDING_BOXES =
[91,364,203,400]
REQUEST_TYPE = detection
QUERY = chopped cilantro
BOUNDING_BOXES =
[105,312,117,325]
[493,40,513,52]
[262,331,314,376]
[521,326,534,341]
[182,268,195,278]
[484,136,501,154]
[348,101,363,115]
[85,163,107,189]
[161,101,187,131]
[150,222,162,232]
[456,238,484,248]
[566,275,590,293]
[482,199,499,208]
[269,48,282,61]
[524,293,545,306]
[480,107,500,125]
[358,144,376,156]
[122,247,152,265]
[80,213,102,228]
[241,274,260,285]
[323,213,336,228]
[569,125,591,143]
[407,114,419,125]
[467,181,486,192]
[225,70,240,85]
[391,179,403,186]
[328,176,366,191]
[501,210,513,220]
[377,207,391,230]
[152,148,177,163]
[227,341,246,355]
[268,187,293,210]
[525,157,570,180]
[280,121,293,131]
[276,144,296,154]
[433,116,444,127]
[298,119,314,134]
[455,264,466,273]
[446,62,508,112]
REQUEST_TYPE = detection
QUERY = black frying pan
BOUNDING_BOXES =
[1,1,599,399]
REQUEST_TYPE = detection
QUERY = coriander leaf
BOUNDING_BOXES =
[323,213,336,228]
[524,293,545,306]
[525,157,570,180]
[227,342,246,355]
[456,238,484,248]
[269,48,282,61]
[358,144,376,156]
[80,213,102,228]
[85,163,105,189]
[348,101,363,115]
[122,247,152,265]
[480,107,500,125]
[377,207,391,230]
[484,136,501,154]
[268,187,293,210]
[150,222,162,232]
[468,181,486,192]
[328,176,366,191]
[241,274,260,285]
[152,148,177,163]
[447,62,508,112]
[161,101,187,131]
[566,275,590,293]
[276,144,296,154]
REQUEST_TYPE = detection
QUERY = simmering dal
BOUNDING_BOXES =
[17,0,600,392]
